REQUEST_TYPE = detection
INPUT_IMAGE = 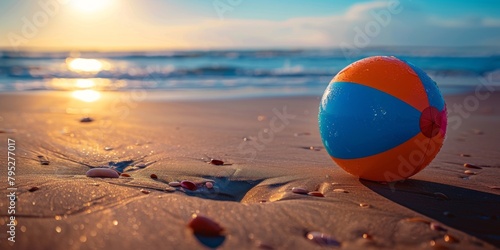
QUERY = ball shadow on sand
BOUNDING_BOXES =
[360,179,500,247]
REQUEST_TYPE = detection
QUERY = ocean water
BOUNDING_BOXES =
[0,47,498,99]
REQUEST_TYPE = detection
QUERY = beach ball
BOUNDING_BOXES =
[318,56,447,182]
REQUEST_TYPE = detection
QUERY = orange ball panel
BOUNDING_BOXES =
[331,132,444,182]
[333,56,429,112]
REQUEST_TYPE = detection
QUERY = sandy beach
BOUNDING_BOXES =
[0,91,498,250]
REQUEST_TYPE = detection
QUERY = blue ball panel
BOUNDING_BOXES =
[319,82,421,159]
[405,61,445,111]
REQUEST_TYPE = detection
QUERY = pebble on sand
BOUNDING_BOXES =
[205,182,214,189]
[210,159,224,165]
[104,147,113,151]
[464,170,477,175]
[359,203,370,208]
[444,234,459,243]
[308,191,324,197]
[38,155,50,165]
[169,181,181,187]
[459,154,471,157]
[463,163,481,169]
[141,189,150,194]
[362,233,372,240]
[292,187,309,194]
[188,214,224,237]
[150,174,158,179]
[28,187,39,192]
[120,173,131,177]
[306,231,341,247]
[181,180,197,191]
[333,189,348,193]
[430,222,447,232]
[80,117,94,123]
[86,168,119,178]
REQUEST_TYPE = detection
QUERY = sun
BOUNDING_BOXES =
[72,0,113,13]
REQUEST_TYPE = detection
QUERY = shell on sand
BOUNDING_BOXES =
[308,191,324,197]
[306,231,341,247]
[292,187,308,194]
[86,168,119,178]
[187,214,224,237]
[181,180,197,191]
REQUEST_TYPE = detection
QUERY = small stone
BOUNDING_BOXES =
[444,234,459,243]
[333,188,348,193]
[463,163,481,169]
[362,233,372,240]
[205,182,214,189]
[86,168,119,178]
[150,174,158,179]
[80,117,94,123]
[141,189,150,194]
[359,203,370,208]
[37,155,50,165]
[430,240,449,250]
[308,191,324,197]
[104,147,113,151]
[292,187,309,194]
[464,170,477,175]
[181,180,197,191]
[187,214,224,237]
[309,146,321,151]
[459,154,471,157]
[259,200,267,203]
[165,187,176,192]
[430,222,447,232]
[28,187,39,192]
[169,181,181,187]
[120,173,131,177]
[209,159,224,165]
[135,163,147,168]
[306,231,341,247]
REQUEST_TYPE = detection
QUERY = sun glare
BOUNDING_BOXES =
[67,58,105,73]
[72,0,113,12]
[72,90,101,102]
[75,79,96,89]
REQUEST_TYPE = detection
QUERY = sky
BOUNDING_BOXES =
[0,0,499,50]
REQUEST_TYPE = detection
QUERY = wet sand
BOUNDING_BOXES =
[0,91,499,249]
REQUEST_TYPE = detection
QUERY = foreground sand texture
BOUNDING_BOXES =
[0,92,499,249]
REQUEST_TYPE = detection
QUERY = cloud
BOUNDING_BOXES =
[166,0,500,48]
